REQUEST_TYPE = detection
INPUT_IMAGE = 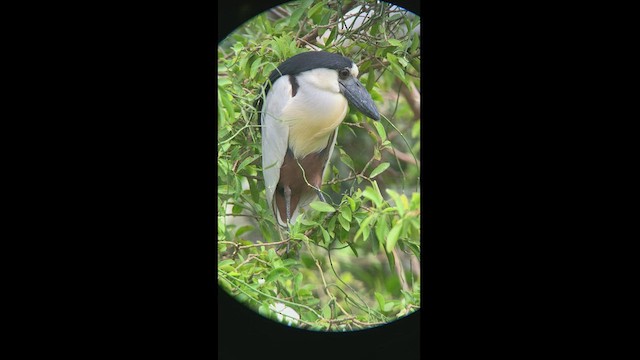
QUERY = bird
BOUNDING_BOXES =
[259,51,380,229]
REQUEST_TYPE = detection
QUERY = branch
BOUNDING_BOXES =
[384,146,420,166]
[392,247,410,292]
[398,80,421,120]
[296,1,361,47]
[239,239,289,249]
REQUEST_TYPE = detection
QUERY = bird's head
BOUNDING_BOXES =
[263,51,380,121]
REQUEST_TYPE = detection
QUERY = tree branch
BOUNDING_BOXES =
[384,146,420,166]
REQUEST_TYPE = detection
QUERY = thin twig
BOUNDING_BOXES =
[384,147,420,166]
[238,239,289,249]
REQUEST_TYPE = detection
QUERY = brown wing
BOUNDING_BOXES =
[274,129,337,226]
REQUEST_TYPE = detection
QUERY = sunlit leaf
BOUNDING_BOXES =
[373,147,382,161]
[373,121,387,142]
[338,215,350,232]
[387,38,403,48]
[340,205,352,222]
[219,259,235,268]
[266,267,292,284]
[386,220,403,253]
[369,162,390,178]
[320,227,331,246]
[309,201,336,212]
[362,183,383,208]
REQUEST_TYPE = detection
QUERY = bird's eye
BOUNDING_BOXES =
[339,68,350,79]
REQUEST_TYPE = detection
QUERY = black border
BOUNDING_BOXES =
[43,0,587,355]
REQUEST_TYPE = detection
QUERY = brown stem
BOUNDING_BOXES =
[384,147,420,166]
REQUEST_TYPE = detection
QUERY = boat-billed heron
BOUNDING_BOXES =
[259,51,380,228]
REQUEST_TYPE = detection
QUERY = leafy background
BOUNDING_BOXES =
[218,0,421,331]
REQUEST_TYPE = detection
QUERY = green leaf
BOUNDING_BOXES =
[400,195,410,213]
[386,188,400,202]
[237,154,260,173]
[267,248,278,261]
[325,26,337,46]
[218,185,233,195]
[218,263,234,272]
[248,179,260,204]
[299,217,318,226]
[410,34,420,52]
[375,217,389,248]
[238,54,252,77]
[354,214,374,242]
[410,58,420,73]
[322,306,331,319]
[374,292,385,311]
[347,242,359,256]
[339,148,355,170]
[217,77,232,87]
[386,53,407,83]
[385,189,405,217]
[338,215,350,232]
[340,205,352,222]
[309,201,335,213]
[396,308,408,318]
[231,204,243,215]
[366,71,376,91]
[347,196,356,212]
[373,121,387,142]
[249,58,262,80]
[362,184,383,208]
[235,225,254,238]
[387,38,403,48]
[406,241,421,258]
[258,303,270,317]
[369,162,390,178]
[386,52,399,65]
[265,267,292,284]
[386,220,403,253]
[318,12,331,27]
[373,147,382,161]
[412,121,420,138]
[362,223,370,242]
[271,258,284,269]
[307,2,324,20]
[320,227,331,246]
[218,88,235,123]
[288,0,314,27]
[327,215,337,236]
[385,248,395,272]
[218,259,235,268]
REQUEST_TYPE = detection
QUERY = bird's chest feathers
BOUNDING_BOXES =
[283,87,347,158]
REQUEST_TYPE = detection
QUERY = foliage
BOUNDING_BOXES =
[218,0,421,331]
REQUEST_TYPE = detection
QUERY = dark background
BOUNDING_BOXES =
[18,0,604,357]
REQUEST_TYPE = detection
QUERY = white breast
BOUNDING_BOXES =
[280,68,348,158]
